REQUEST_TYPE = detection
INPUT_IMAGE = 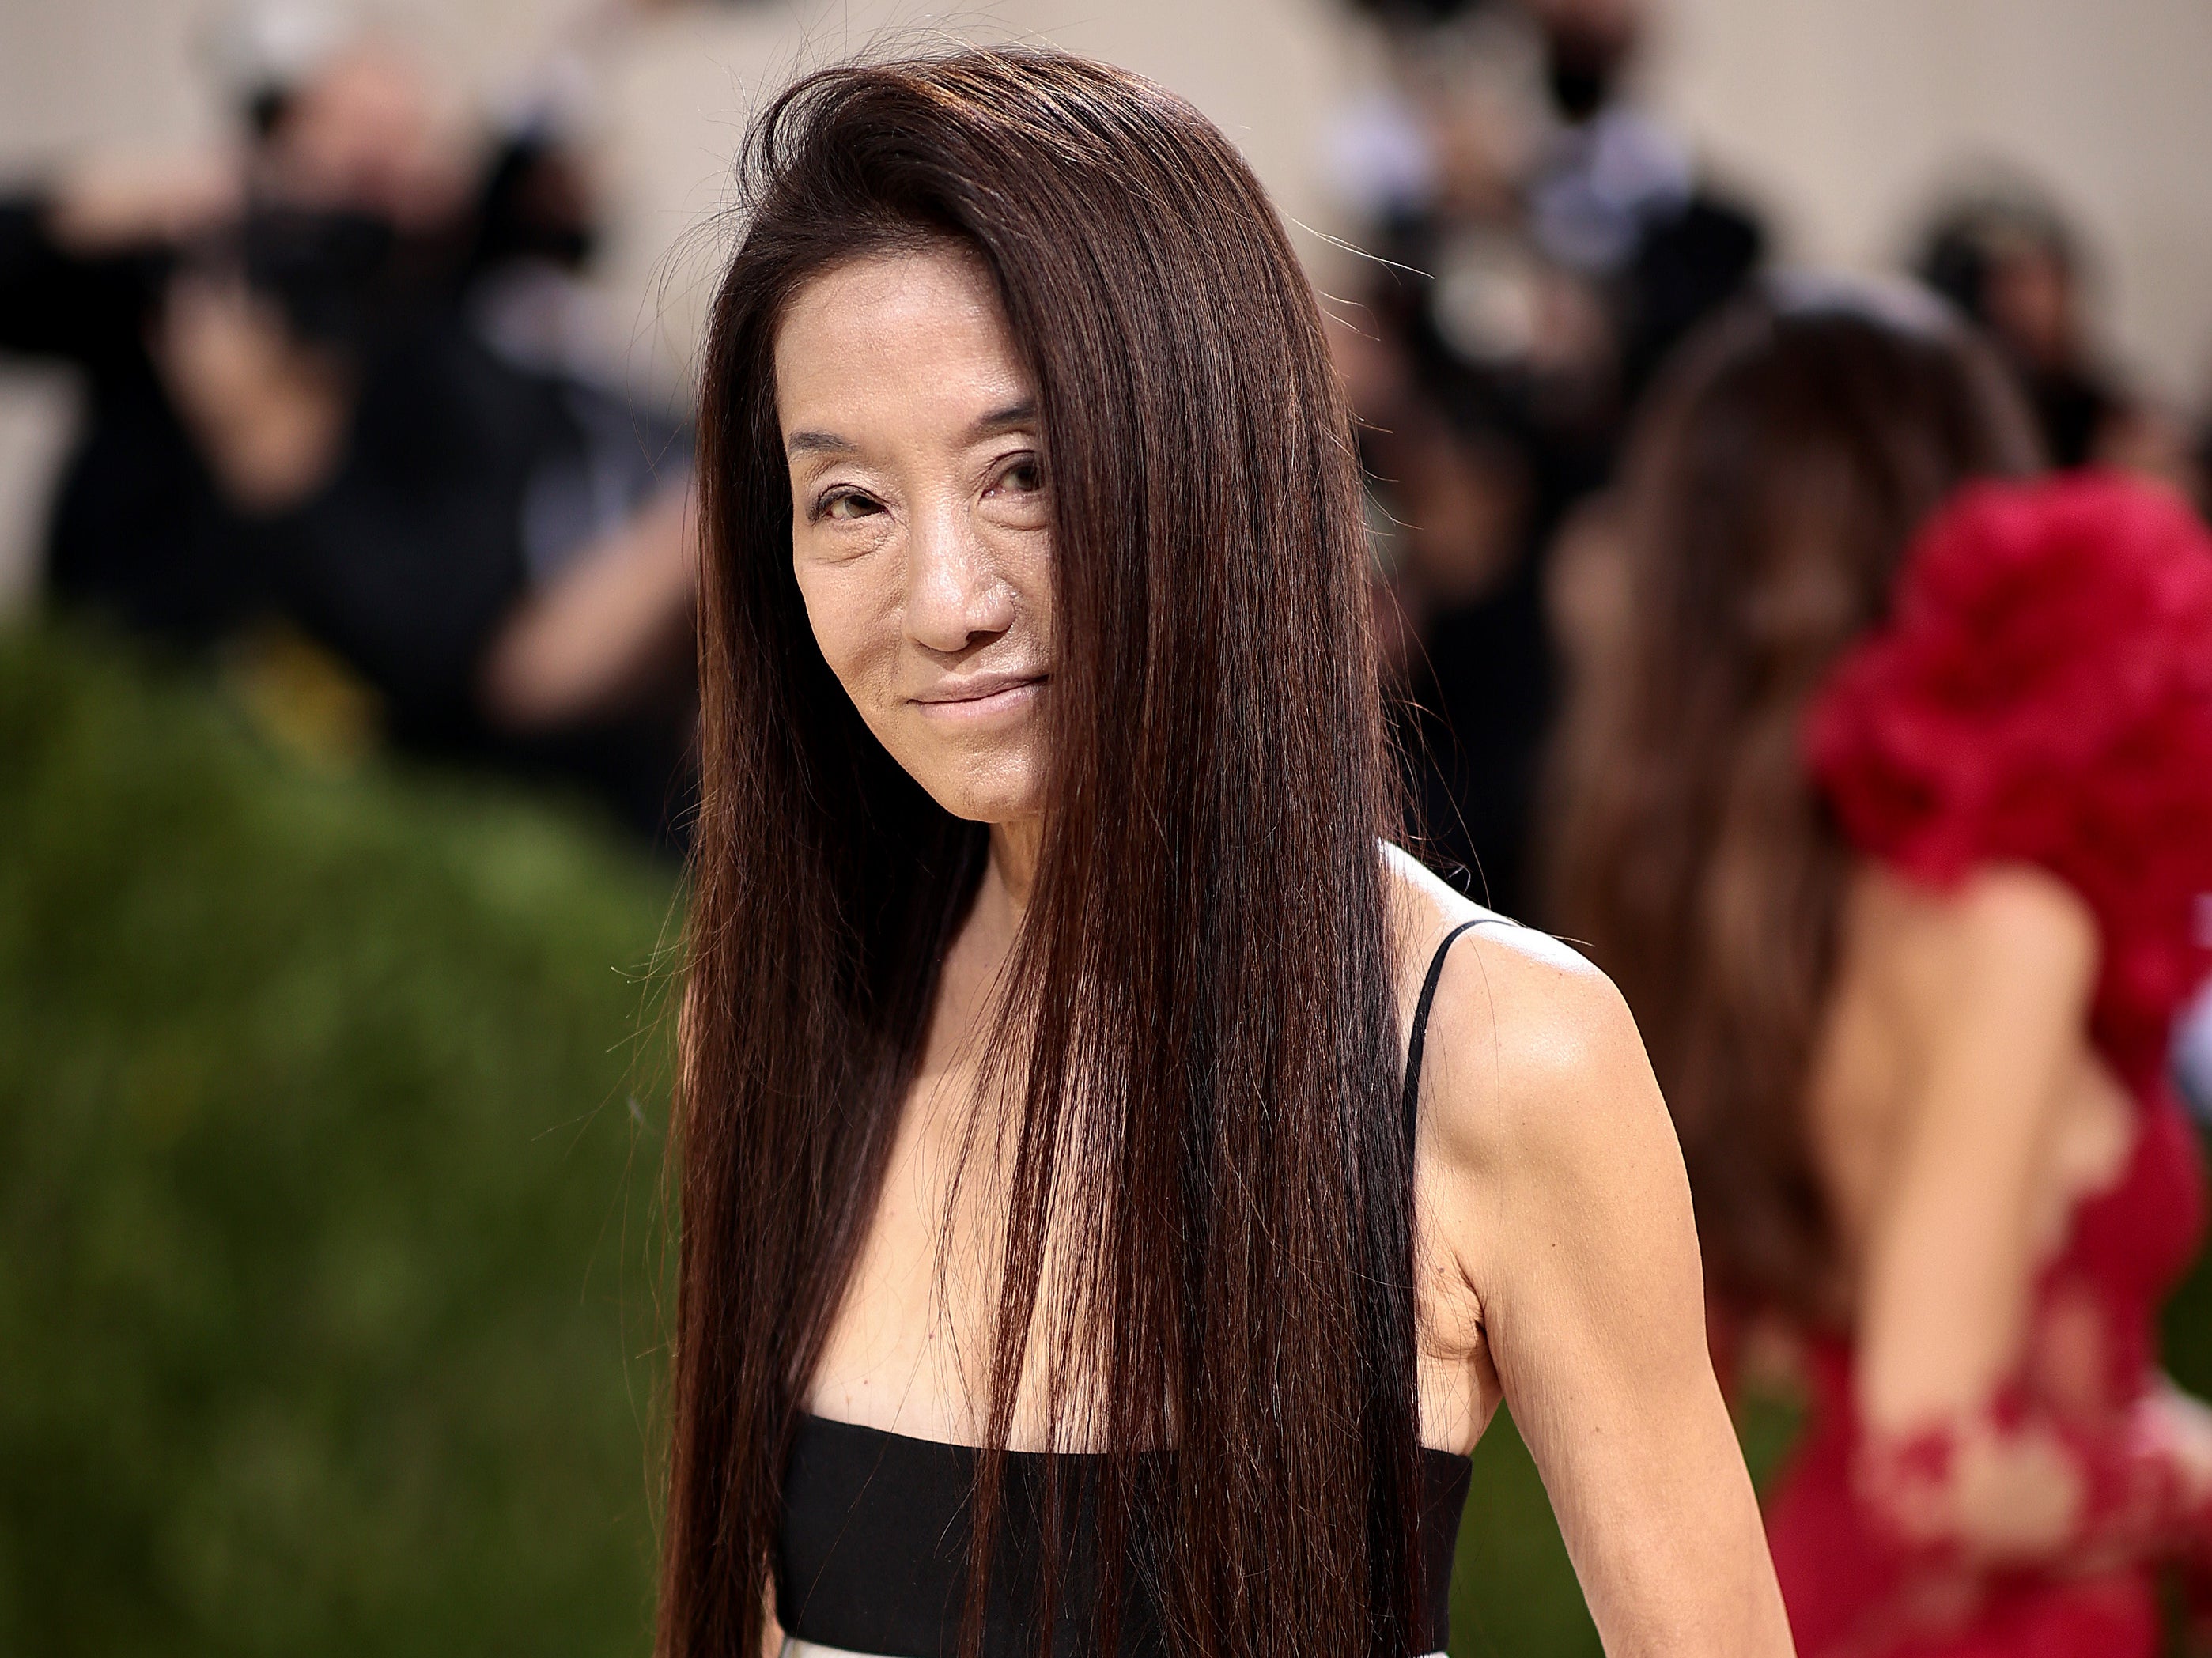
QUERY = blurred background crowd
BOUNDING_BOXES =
[4,0,2212,1654]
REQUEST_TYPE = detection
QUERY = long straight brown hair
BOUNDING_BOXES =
[661,51,1420,1658]
[1548,283,2037,1317]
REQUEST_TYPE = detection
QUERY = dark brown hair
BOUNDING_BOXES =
[1548,281,2036,1317]
[663,50,1420,1657]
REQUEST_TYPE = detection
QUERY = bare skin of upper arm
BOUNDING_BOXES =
[1392,859,1792,1656]
[1827,865,2120,1554]
[1853,865,2101,1431]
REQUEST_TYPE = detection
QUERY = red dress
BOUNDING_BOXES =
[1769,474,2212,1658]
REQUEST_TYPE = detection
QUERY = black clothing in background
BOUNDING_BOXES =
[1371,189,1762,921]
[0,192,694,845]
[0,201,255,646]
[1397,563,1553,918]
[1618,195,1766,406]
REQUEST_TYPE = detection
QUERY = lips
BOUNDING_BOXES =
[913,672,1047,719]
[916,671,1046,705]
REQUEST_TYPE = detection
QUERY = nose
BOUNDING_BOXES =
[905,493,1015,655]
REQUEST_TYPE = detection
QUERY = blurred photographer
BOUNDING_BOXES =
[0,17,695,842]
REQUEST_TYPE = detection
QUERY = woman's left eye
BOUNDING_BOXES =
[986,455,1045,497]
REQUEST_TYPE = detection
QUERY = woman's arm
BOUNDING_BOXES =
[1851,865,2212,1567]
[1420,923,1794,1656]
[0,158,237,364]
[478,482,698,731]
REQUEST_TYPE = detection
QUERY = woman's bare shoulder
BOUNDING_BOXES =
[1384,845,1667,1188]
[1849,860,2101,1048]
[1864,859,2097,967]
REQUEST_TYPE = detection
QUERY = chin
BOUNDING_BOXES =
[897,738,1045,826]
[936,791,1043,826]
[928,771,1045,826]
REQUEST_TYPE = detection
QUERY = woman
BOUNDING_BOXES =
[660,49,1787,1658]
[1553,281,2212,1656]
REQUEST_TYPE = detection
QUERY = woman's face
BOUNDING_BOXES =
[775,245,1054,825]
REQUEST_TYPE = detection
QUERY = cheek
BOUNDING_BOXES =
[1000,526,1057,645]
[793,560,901,711]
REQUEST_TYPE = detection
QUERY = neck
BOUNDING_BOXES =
[987,818,1043,920]
[949,820,1044,1055]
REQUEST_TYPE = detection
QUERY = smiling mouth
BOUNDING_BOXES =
[913,674,1048,720]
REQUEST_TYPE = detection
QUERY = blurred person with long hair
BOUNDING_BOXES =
[1552,280,2212,1656]
[662,49,1790,1658]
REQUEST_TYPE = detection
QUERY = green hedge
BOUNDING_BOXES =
[0,626,676,1656]
[3,625,2208,1656]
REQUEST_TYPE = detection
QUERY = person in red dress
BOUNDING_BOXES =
[1551,280,2212,1657]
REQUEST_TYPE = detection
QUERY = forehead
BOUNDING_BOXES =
[772,245,1031,429]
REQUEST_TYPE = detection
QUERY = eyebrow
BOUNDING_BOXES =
[966,398,1037,440]
[782,398,1038,459]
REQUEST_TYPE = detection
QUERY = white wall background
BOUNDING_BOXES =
[1647,0,2212,402]
[2,0,2208,608]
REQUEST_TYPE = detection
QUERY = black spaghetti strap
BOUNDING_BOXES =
[1401,918,1487,1150]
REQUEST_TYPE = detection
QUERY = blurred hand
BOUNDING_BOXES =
[2169,1385,2212,1658]
[1942,1418,2082,1561]
[478,484,698,731]
[2147,1380,2212,1513]
[152,273,351,513]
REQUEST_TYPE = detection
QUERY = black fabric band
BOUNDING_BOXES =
[1401,918,1487,1152]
